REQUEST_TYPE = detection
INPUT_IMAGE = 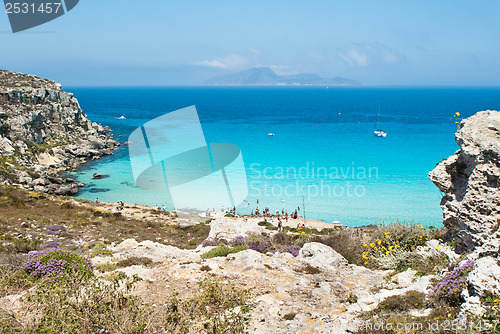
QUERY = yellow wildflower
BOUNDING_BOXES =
[377,239,381,245]
[437,246,442,250]
[370,243,375,248]
[385,251,390,255]
[364,261,368,265]
[363,244,367,247]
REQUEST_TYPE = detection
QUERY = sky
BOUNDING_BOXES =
[1,0,499,86]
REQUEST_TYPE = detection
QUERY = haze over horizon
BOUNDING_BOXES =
[1,0,499,87]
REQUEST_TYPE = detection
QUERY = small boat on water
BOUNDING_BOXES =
[374,108,387,137]
[118,115,126,120]
[268,132,275,136]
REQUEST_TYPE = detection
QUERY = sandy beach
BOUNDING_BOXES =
[199,210,342,230]
[93,199,341,231]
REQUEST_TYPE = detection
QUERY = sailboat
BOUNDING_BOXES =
[374,107,387,137]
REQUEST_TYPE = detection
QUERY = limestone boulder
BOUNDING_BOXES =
[207,218,267,242]
[429,110,500,252]
[111,239,200,262]
[297,242,348,270]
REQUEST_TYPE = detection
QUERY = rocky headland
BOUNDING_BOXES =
[0,70,119,195]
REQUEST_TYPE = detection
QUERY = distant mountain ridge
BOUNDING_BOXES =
[205,67,360,86]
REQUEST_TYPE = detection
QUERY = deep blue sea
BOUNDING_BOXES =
[66,86,500,227]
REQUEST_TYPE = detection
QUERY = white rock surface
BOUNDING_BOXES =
[297,242,348,270]
[111,239,200,262]
[207,218,267,241]
[467,256,500,296]
[429,110,500,252]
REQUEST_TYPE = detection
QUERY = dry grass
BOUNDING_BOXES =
[0,185,210,260]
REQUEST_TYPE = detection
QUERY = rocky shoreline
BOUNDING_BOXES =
[0,70,119,195]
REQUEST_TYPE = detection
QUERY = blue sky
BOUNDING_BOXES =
[1,0,499,86]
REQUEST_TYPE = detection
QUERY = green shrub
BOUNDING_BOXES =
[257,221,277,230]
[8,237,41,253]
[95,262,118,273]
[89,242,114,257]
[116,256,153,267]
[23,249,93,280]
[377,290,426,312]
[477,293,500,333]
[25,273,146,334]
[201,245,248,259]
[346,293,358,304]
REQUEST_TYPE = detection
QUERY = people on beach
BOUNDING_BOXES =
[278,220,283,232]
[115,201,124,211]
[95,198,99,204]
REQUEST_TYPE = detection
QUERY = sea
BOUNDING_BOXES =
[66,86,500,227]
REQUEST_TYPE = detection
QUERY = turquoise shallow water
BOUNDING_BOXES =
[66,86,500,227]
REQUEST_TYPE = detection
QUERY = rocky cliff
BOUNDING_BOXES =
[429,110,500,253]
[0,70,119,194]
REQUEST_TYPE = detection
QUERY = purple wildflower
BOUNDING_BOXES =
[202,239,219,247]
[275,244,302,257]
[45,225,66,232]
[427,260,475,305]
[23,249,93,280]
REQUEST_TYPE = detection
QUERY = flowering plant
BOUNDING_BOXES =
[427,260,475,306]
[23,248,93,280]
[275,244,301,257]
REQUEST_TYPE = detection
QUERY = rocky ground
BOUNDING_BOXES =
[0,184,460,333]
[429,109,500,324]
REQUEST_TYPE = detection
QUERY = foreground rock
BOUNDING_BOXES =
[430,110,500,321]
[429,110,500,253]
[0,70,119,193]
[93,236,434,334]
[206,218,267,241]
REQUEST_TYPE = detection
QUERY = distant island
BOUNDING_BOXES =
[204,67,360,86]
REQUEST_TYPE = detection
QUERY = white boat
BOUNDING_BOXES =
[374,108,387,137]
[118,115,126,120]
[268,132,275,136]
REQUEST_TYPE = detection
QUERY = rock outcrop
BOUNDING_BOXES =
[94,236,431,334]
[207,218,268,241]
[0,70,119,193]
[429,110,500,252]
[430,110,500,320]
